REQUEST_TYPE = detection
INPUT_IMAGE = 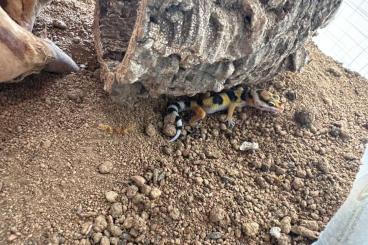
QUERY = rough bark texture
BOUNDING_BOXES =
[94,0,342,97]
[0,0,51,31]
[0,1,79,83]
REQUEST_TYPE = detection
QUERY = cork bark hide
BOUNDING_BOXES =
[94,0,342,97]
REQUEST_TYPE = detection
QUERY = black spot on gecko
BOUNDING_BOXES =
[241,89,251,101]
[173,102,181,109]
[226,90,237,101]
[212,94,223,105]
[167,107,176,113]
[196,98,204,106]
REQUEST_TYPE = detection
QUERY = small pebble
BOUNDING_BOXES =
[123,216,134,229]
[94,215,108,232]
[92,233,103,243]
[242,222,259,238]
[126,185,139,198]
[329,126,341,137]
[72,37,81,44]
[41,139,52,149]
[291,225,319,239]
[162,146,173,155]
[220,123,227,131]
[291,177,304,190]
[8,234,17,241]
[300,220,319,231]
[285,90,297,101]
[270,227,281,239]
[67,89,83,103]
[343,153,356,160]
[327,67,342,77]
[150,187,162,199]
[53,19,67,29]
[110,237,120,245]
[195,176,203,185]
[209,206,226,223]
[99,161,113,174]
[255,176,268,188]
[131,175,146,187]
[239,141,259,151]
[100,236,110,245]
[204,148,221,159]
[105,191,119,203]
[212,129,220,137]
[109,225,123,237]
[110,203,123,218]
[277,234,291,245]
[169,208,180,220]
[145,124,156,137]
[140,184,152,195]
[163,124,176,137]
[317,160,330,174]
[81,222,92,235]
[294,109,313,128]
[207,231,222,240]
[79,239,90,245]
[280,216,292,234]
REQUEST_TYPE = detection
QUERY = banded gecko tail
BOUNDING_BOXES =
[167,101,187,142]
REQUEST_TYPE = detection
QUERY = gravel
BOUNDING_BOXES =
[280,216,292,234]
[149,187,162,199]
[169,208,181,220]
[52,19,68,29]
[105,191,119,203]
[80,222,92,236]
[94,215,108,232]
[98,161,114,174]
[291,225,319,239]
[294,109,314,128]
[163,124,177,137]
[126,185,139,199]
[242,222,259,238]
[100,236,110,245]
[110,203,123,218]
[291,177,304,190]
[109,225,123,237]
[131,175,146,187]
[209,206,226,223]
[145,124,157,137]
[207,231,222,240]
[92,233,103,243]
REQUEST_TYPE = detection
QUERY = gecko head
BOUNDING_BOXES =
[251,89,284,113]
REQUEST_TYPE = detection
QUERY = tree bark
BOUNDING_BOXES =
[94,0,342,97]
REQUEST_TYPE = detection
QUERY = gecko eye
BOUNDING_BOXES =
[268,102,275,107]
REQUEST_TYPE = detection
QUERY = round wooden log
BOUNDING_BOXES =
[93,0,342,97]
[0,5,79,83]
[0,0,51,31]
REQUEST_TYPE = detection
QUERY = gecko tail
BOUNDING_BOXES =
[169,129,182,142]
[167,101,186,142]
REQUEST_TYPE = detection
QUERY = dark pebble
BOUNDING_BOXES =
[294,109,313,128]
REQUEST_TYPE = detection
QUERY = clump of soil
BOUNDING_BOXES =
[1,0,368,244]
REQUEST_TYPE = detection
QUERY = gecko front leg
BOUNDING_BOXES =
[226,103,238,128]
